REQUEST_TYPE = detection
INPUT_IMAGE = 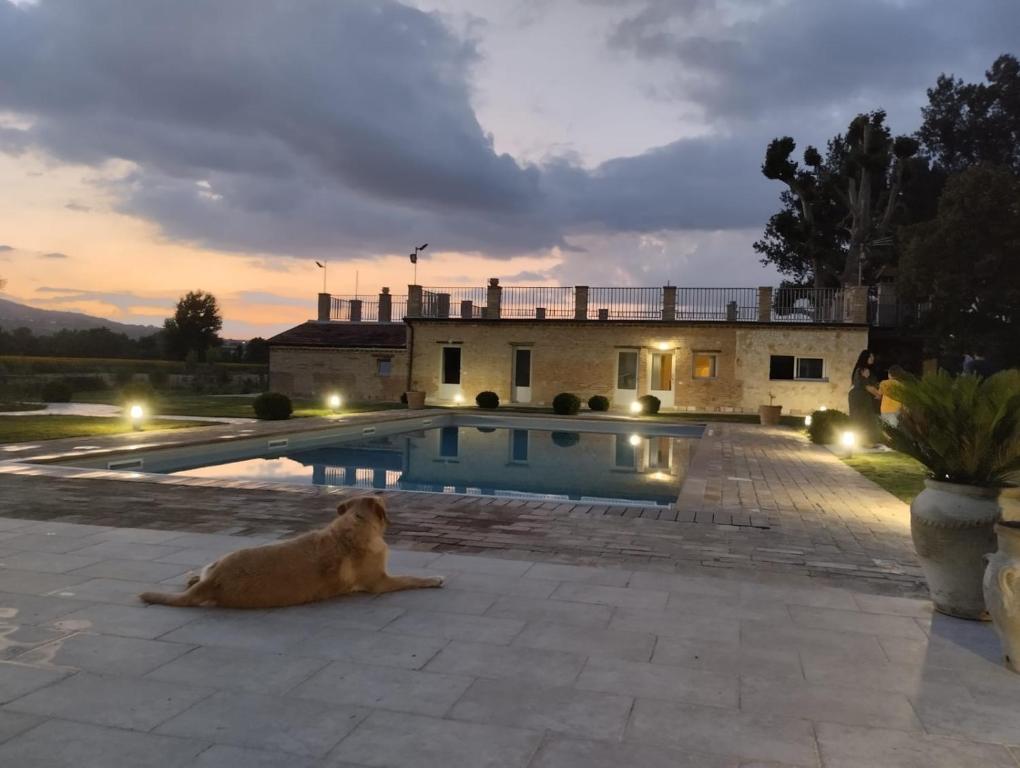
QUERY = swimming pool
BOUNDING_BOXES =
[68,414,704,507]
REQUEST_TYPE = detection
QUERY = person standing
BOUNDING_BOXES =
[849,349,881,446]
[879,365,905,428]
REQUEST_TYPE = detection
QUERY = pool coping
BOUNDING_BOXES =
[1,407,708,513]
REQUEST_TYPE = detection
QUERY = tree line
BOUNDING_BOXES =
[756,53,1019,365]
[0,291,269,364]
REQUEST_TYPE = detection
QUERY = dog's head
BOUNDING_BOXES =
[336,495,390,529]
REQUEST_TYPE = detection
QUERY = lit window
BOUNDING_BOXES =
[770,355,825,380]
[693,353,717,379]
[650,352,673,391]
[377,358,392,377]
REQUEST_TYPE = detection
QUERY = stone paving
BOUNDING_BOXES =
[0,416,923,596]
[0,515,1018,767]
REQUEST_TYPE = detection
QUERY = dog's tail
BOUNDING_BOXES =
[138,589,202,607]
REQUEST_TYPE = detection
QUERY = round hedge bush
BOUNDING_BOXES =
[587,395,610,412]
[551,431,580,447]
[807,409,850,444]
[552,392,581,415]
[253,392,293,420]
[637,394,661,415]
[476,391,500,409]
[41,380,73,403]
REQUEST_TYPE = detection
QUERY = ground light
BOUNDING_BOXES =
[819,405,828,411]
[128,403,144,431]
[804,414,812,427]
[629,401,643,414]
[327,393,342,412]
[841,429,856,457]
[453,393,465,404]
[628,434,642,446]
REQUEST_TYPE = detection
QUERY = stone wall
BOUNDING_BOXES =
[269,346,408,402]
[409,320,868,415]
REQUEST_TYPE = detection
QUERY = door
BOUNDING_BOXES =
[439,346,462,401]
[615,349,639,407]
[512,347,532,403]
[649,350,674,403]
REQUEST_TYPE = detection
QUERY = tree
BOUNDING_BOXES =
[758,112,922,286]
[163,291,223,362]
[919,54,1020,175]
[898,165,1020,366]
[243,337,269,364]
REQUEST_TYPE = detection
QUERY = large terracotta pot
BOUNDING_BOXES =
[911,479,1001,619]
[758,405,782,426]
[984,522,1020,673]
[404,391,426,409]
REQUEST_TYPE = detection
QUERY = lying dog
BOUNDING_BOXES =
[139,495,443,608]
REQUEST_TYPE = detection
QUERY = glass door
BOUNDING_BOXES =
[615,349,638,407]
[511,347,532,403]
[649,350,674,403]
[439,346,462,401]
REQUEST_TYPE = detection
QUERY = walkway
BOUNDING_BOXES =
[0,517,1016,767]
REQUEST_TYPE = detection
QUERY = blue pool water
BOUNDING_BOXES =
[164,423,702,507]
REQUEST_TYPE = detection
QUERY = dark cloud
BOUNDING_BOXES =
[606,0,1020,126]
[0,0,1014,273]
[64,202,91,212]
[0,245,14,251]
[40,252,69,259]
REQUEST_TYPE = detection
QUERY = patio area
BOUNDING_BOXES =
[0,515,1018,767]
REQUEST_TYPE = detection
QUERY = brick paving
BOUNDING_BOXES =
[1,414,922,596]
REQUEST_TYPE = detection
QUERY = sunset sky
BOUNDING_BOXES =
[1,0,1016,337]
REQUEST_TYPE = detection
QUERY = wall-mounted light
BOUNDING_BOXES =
[655,341,671,351]
[628,434,642,446]
[453,393,464,404]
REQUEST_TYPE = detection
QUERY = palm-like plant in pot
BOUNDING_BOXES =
[885,370,1020,619]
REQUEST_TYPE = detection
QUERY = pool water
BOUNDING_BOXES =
[166,424,701,507]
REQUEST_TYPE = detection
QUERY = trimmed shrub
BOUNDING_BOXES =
[253,391,293,420]
[147,369,169,389]
[807,409,850,444]
[551,431,580,447]
[114,369,135,386]
[119,380,156,405]
[476,391,500,409]
[62,375,108,392]
[552,392,581,415]
[41,380,73,403]
[588,395,610,412]
[637,394,661,415]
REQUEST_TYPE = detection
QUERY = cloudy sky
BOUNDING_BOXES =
[0,0,1016,336]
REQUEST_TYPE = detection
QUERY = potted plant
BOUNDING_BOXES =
[759,392,782,425]
[885,370,1020,620]
[404,391,426,409]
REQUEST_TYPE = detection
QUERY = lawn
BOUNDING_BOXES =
[842,450,928,503]
[72,392,406,419]
[0,416,216,444]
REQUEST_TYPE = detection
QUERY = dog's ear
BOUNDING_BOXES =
[369,496,390,526]
[336,498,356,517]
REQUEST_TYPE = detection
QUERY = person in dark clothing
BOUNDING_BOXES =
[849,350,881,446]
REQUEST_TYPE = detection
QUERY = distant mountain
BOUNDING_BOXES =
[0,297,162,339]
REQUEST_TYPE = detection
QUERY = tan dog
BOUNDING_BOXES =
[138,496,443,608]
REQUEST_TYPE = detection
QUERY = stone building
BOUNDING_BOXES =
[269,281,870,415]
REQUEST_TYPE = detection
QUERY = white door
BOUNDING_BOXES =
[439,346,462,401]
[615,349,639,407]
[512,347,532,403]
[648,350,674,405]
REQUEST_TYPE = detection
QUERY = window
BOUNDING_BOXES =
[442,347,461,385]
[439,427,459,458]
[770,355,825,381]
[376,358,392,377]
[693,353,717,379]
[617,350,638,390]
[510,429,529,462]
[650,352,673,391]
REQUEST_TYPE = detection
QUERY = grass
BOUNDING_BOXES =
[842,450,928,503]
[69,391,408,419]
[437,404,802,427]
[0,402,46,413]
[0,415,216,444]
[0,355,265,374]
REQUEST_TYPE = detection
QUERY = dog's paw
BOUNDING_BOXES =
[430,575,446,588]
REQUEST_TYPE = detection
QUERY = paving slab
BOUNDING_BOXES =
[14,632,194,676]
[529,735,738,768]
[485,595,613,628]
[329,709,542,768]
[145,645,329,694]
[292,626,447,670]
[0,661,71,704]
[513,620,656,662]
[46,602,200,639]
[385,609,525,645]
[815,721,1018,768]
[424,640,586,686]
[0,719,207,768]
[575,655,738,708]
[156,689,364,757]
[4,671,213,731]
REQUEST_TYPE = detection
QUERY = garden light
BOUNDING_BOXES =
[453,393,465,404]
[804,415,812,427]
[841,430,856,456]
[629,401,643,414]
[628,434,642,446]
[327,393,342,411]
[819,405,828,412]
[129,403,144,431]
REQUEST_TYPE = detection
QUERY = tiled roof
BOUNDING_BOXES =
[268,322,407,349]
